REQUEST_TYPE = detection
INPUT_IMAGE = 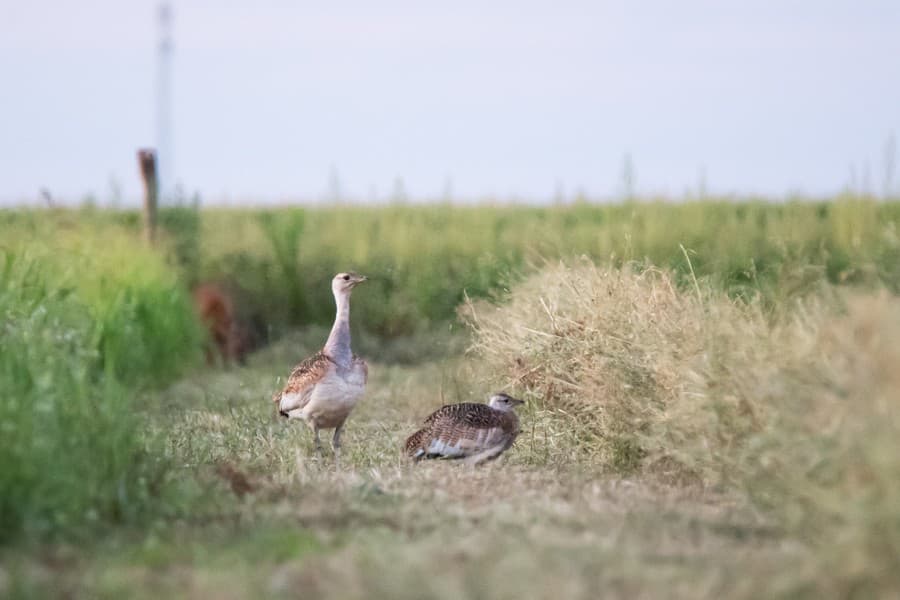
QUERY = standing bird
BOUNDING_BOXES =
[274,272,368,461]
[405,393,525,466]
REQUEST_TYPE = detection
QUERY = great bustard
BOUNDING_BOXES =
[274,272,368,460]
[404,393,525,466]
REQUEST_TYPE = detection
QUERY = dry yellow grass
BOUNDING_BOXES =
[464,258,900,595]
[461,259,755,474]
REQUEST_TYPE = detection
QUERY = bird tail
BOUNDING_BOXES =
[404,428,429,461]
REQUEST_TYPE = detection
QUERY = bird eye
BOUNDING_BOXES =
[343,275,350,281]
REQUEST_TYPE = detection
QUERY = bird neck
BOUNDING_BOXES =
[505,410,520,433]
[324,290,352,366]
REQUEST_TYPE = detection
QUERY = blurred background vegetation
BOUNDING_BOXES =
[5,197,899,338]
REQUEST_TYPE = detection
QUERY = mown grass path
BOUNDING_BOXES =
[4,331,816,600]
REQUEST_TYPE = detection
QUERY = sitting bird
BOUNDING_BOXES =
[274,272,368,461]
[404,392,525,466]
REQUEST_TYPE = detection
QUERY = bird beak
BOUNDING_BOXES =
[353,275,368,286]
[510,397,525,406]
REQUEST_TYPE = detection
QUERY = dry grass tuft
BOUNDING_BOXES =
[727,292,900,594]
[462,259,760,474]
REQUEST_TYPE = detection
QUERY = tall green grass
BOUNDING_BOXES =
[0,230,202,543]
[193,198,900,334]
[4,199,898,337]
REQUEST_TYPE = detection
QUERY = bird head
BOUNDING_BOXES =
[488,392,525,412]
[332,272,368,295]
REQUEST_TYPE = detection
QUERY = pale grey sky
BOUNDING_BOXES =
[1,0,898,204]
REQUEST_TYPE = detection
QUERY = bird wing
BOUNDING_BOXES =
[404,428,430,458]
[275,351,334,412]
[411,403,514,459]
[422,403,501,426]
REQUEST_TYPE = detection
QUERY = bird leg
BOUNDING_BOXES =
[332,423,344,466]
[312,425,323,459]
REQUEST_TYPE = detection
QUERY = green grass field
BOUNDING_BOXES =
[2,198,899,598]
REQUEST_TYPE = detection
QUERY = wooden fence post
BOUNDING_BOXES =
[137,148,158,244]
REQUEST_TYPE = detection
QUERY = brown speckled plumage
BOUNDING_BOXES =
[405,394,523,465]
[273,351,333,408]
[275,352,368,420]
[276,351,369,397]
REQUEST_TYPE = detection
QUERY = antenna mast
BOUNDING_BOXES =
[156,3,174,201]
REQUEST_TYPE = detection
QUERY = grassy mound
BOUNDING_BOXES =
[462,260,749,472]
[465,259,900,593]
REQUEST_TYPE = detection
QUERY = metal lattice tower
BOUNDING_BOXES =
[156,3,174,201]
